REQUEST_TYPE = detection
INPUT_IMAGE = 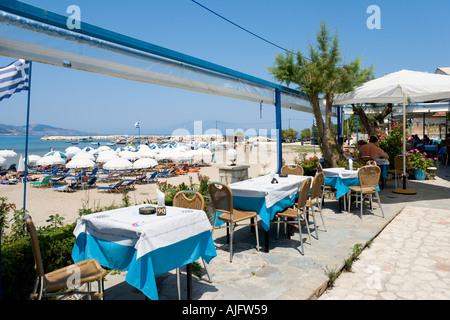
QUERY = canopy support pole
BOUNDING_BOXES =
[393,93,416,195]
[275,88,282,173]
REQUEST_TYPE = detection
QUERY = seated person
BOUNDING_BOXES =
[358,136,389,161]
[81,172,89,183]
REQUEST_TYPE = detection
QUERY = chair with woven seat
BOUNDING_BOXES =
[280,164,304,176]
[316,162,334,209]
[209,182,259,262]
[275,177,312,255]
[173,190,211,299]
[25,215,107,300]
[387,155,410,189]
[305,172,327,239]
[358,155,375,165]
[348,165,385,219]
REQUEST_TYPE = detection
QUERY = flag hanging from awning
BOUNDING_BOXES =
[0,59,30,101]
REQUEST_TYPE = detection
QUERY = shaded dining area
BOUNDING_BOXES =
[96,163,450,300]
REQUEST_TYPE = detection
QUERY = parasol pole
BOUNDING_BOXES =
[393,92,416,194]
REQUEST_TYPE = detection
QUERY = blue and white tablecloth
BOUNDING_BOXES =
[323,168,359,199]
[228,174,310,231]
[72,204,216,300]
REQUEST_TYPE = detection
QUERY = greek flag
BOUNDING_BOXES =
[0,59,30,101]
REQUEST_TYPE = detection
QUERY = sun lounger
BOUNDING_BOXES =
[147,171,158,183]
[156,169,170,178]
[97,180,125,193]
[52,184,76,192]
[31,175,51,188]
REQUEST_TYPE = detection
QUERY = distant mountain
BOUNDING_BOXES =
[0,123,95,136]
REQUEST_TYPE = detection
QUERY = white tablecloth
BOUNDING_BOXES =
[229,174,310,208]
[73,204,212,259]
[322,168,359,179]
[376,158,390,166]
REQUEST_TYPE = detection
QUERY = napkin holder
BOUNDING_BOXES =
[157,206,166,216]
[278,173,288,178]
[139,206,156,215]
[271,177,278,184]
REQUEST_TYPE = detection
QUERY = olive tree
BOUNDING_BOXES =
[268,22,374,167]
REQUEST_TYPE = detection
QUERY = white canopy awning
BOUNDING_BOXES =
[0,9,314,113]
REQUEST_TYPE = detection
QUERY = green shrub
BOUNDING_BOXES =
[1,223,76,300]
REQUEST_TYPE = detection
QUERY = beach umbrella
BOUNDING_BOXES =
[65,146,81,157]
[66,156,96,169]
[103,158,132,170]
[149,143,160,150]
[36,154,66,166]
[334,69,450,194]
[136,148,157,158]
[0,149,17,158]
[132,158,158,169]
[97,146,112,152]
[44,150,68,159]
[72,150,95,161]
[17,154,25,172]
[0,155,6,165]
[119,150,139,161]
[195,148,212,163]
[96,150,119,163]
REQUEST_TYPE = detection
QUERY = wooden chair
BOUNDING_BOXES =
[359,155,375,165]
[275,178,312,255]
[172,190,210,299]
[316,162,334,209]
[387,155,410,189]
[306,172,327,238]
[348,165,385,219]
[280,164,304,176]
[209,182,259,262]
[26,215,107,300]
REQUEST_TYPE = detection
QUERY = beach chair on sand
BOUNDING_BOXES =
[52,184,75,193]
[97,180,125,193]
[31,175,51,188]
[147,171,158,183]
[156,169,170,178]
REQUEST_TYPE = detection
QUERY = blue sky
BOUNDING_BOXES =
[1,0,449,136]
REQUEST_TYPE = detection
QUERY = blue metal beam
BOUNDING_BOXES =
[275,88,283,173]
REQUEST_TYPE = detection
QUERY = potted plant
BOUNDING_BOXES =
[406,149,437,180]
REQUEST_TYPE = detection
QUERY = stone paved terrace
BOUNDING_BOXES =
[102,164,450,300]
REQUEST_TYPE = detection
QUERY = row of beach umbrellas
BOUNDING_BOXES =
[1,142,215,171]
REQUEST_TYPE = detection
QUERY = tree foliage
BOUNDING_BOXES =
[282,128,299,141]
[268,21,374,167]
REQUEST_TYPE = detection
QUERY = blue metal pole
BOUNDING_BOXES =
[337,106,341,145]
[275,88,282,173]
[23,61,32,214]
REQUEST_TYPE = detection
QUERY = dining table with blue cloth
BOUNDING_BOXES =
[376,158,389,184]
[227,174,310,252]
[71,204,216,300]
[323,168,360,200]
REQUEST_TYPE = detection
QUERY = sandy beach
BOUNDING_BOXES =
[1,142,320,229]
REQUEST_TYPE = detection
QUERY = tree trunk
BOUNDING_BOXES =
[352,104,393,136]
[322,92,341,168]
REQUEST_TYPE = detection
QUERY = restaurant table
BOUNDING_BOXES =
[376,158,389,189]
[71,204,216,300]
[227,174,310,252]
[323,168,359,200]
